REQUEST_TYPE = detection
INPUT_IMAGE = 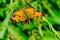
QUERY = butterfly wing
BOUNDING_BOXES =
[24,7,42,18]
[11,9,27,22]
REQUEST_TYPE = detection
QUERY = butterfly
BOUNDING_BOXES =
[11,6,43,23]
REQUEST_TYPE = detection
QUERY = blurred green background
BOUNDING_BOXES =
[0,0,60,40]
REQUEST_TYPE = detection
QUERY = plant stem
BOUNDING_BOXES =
[38,18,43,38]
[38,24,43,38]
[42,16,60,39]
[0,0,13,39]
[42,1,55,17]
[3,0,13,25]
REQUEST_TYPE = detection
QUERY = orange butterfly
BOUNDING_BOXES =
[11,7,43,23]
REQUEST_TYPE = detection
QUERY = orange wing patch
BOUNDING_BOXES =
[25,7,35,14]
[24,7,35,18]
[33,11,42,18]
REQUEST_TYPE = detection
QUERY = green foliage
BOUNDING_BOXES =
[0,0,60,40]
